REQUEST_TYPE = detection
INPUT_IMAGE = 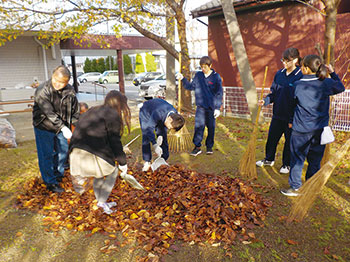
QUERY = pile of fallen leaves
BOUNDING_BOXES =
[17,164,272,260]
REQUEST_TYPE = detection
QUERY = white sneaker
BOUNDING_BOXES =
[279,165,290,174]
[280,187,300,197]
[256,159,275,167]
[142,161,151,172]
[97,202,114,214]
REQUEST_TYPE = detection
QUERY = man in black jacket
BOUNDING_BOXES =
[33,65,79,193]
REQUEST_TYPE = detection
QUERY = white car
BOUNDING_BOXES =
[77,72,101,83]
[138,74,166,99]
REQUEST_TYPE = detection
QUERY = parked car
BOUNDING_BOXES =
[133,71,163,86]
[77,72,101,83]
[98,70,119,84]
[138,74,167,99]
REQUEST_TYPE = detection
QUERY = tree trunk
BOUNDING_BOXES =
[323,0,339,65]
[220,0,258,123]
[176,15,192,112]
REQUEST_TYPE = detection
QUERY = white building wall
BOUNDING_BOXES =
[0,36,62,90]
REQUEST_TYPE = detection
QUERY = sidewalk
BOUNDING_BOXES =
[4,93,141,144]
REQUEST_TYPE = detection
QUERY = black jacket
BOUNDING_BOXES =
[69,105,126,166]
[32,79,79,133]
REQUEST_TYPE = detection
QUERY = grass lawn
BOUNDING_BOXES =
[0,115,349,262]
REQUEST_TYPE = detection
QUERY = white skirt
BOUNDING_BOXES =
[69,148,117,194]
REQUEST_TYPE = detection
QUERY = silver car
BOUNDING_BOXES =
[77,72,101,83]
[138,74,166,99]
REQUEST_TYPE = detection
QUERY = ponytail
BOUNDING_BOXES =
[316,64,328,81]
[302,54,327,81]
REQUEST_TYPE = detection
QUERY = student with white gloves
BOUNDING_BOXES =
[176,56,223,156]
[139,98,185,172]
[32,65,79,193]
[69,91,143,214]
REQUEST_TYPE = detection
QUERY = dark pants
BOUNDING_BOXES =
[289,129,325,189]
[141,126,169,162]
[265,118,291,166]
[193,106,215,149]
[34,127,68,185]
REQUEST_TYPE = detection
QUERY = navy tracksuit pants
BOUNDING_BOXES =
[141,126,169,162]
[265,118,291,166]
[289,129,325,189]
[193,106,215,149]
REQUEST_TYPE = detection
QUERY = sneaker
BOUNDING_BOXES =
[47,184,64,193]
[105,202,117,208]
[190,147,202,156]
[279,165,290,174]
[256,159,275,167]
[97,202,114,215]
[206,148,213,155]
[280,187,300,197]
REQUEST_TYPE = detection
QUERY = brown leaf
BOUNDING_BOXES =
[287,239,298,245]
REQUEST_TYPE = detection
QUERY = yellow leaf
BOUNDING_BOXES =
[75,216,83,221]
[92,227,101,234]
[166,232,174,239]
[211,231,216,240]
[66,224,73,230]
[173,203,178,210]
[130,213,139,219]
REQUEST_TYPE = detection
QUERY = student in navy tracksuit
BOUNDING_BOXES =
[139,98,185,171]
[256,48,303,174]
[178,56,223,156]
[281,54,345,196]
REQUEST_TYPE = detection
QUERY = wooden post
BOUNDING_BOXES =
[117,49,125,94]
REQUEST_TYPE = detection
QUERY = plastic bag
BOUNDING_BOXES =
[0,118,17,148]
[320,126,335,145]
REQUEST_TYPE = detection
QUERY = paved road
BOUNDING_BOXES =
[77,80,143,102]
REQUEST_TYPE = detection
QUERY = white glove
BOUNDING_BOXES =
[118,164,128,178]
[176,73,183,80]
[214,109,220,118]
[61,126,72,139]
[142,161,151,172]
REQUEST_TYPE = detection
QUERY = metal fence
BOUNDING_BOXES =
[223,87,350,132]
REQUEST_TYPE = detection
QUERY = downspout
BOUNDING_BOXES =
[34,37,49,81]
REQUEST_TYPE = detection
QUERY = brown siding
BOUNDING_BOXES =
[208,3,324,88]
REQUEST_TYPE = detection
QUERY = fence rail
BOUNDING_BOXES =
[223,87,350,132]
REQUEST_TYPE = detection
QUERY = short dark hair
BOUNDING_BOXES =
[200,56,212,66]
[282,47,301,66]
[169,113,185,131]
[53,65,71,79]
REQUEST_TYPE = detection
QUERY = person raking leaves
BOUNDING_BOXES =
[69,91,144,214]
[139,98,185,172]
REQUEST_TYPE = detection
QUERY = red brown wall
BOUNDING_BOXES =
[207,2,350,89]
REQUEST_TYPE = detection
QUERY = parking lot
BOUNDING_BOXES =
[76,80,142,102]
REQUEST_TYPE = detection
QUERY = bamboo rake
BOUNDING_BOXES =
[288,134,350,222]
[238,66,268,179]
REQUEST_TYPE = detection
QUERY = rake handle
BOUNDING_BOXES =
[254,66,268,126]
[178,52,182,113]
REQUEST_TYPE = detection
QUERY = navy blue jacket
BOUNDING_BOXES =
[264,67,302,122]
[139,98,177,145]
[182,69,223,110]
[292,72,345,133]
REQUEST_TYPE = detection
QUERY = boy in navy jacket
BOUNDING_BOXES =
[177,56,223,156]
[281,54,345,196]
[139,98,185,171]
[257,48,302,174]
